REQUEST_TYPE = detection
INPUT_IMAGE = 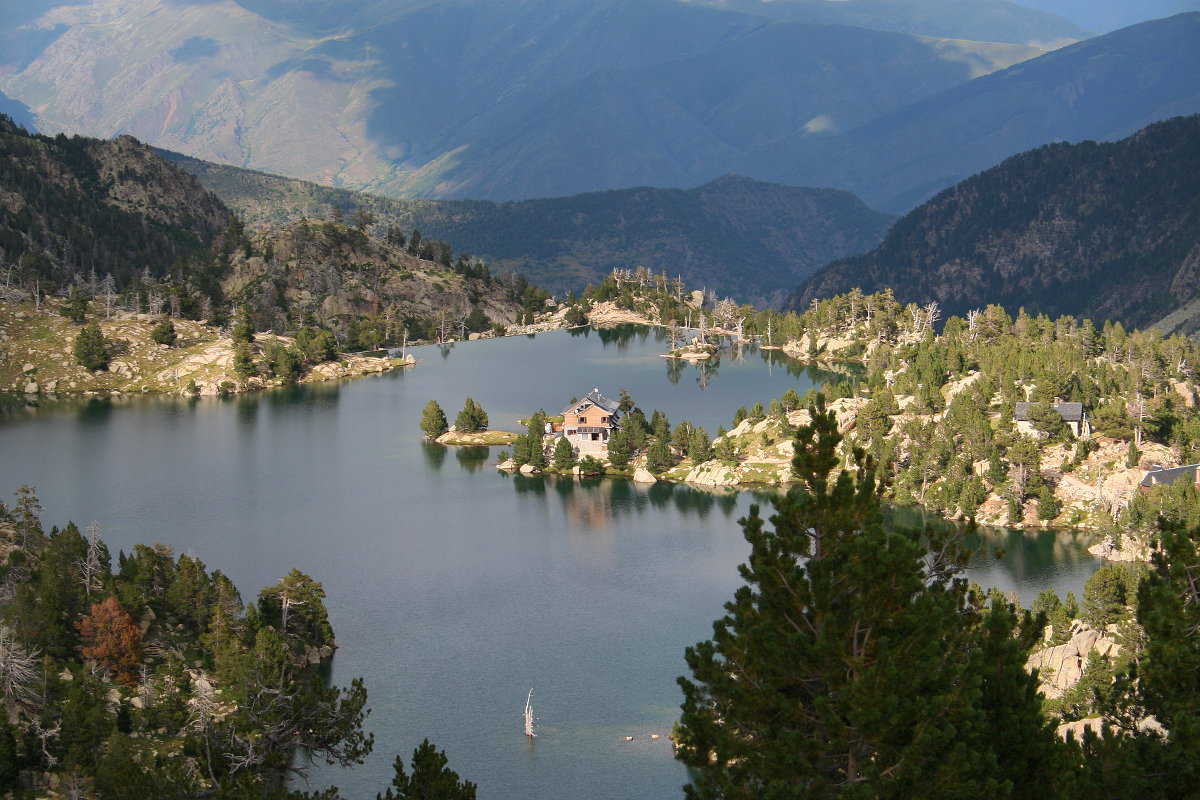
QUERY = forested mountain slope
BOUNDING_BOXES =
[0,119,532,352]
[791,115,1200,331]
[0,115,233,292]
[156,152,895,306]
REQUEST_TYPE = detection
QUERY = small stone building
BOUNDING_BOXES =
[560,388,621,454]
[1014,400,1089,438]
[1140,463,1200,493]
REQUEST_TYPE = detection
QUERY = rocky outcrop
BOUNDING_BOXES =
[1088,533,1153,563]
[683,461,739,487]
[436,430,519,446]
[1026,621,1121,699]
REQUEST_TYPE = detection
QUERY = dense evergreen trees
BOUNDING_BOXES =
[0,489,399,797]
[454,398,489,432]
[676,397,1063,797]
[793,115,1200,330]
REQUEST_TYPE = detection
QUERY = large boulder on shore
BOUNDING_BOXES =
[633,466,657,483]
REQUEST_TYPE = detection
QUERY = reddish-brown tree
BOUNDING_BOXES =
[76,596,143,685]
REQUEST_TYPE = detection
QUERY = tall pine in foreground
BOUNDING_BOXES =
[1067,517,1200,799]
[676,395,1062,799]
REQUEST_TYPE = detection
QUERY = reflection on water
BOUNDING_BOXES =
[420,442,447,471]
[512,476,1100,601]
[506,471,748,532]
[759,347,865,383]
[454,446,490,472]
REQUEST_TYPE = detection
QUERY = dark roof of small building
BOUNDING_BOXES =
[1140,464,1200,488]
[1014,401,1084,422]
[561,388,620,417]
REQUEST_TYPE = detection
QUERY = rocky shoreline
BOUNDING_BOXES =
[485,395,1152,559]
[0,301,413,397]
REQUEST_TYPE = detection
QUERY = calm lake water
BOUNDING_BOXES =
[0,325,1101,799]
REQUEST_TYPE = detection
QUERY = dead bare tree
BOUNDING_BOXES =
[100,274,117,319]
[966,309,981,342]
[78,521,105,597]
[0,625,40,709]
[31,717,59,768]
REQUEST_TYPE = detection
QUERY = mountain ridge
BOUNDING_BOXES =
[790,115,1200,331]
[156,151,895,306]
[780,12,1200,211]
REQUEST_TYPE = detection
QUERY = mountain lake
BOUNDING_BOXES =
[0,325,1102,799]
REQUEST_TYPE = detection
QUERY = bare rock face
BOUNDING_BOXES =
[518,463,541,475]
[684,461,737,487]
[1026,621,1121,699]
[1057,717,1106,741]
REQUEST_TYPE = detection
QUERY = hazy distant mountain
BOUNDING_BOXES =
[1014,0,1200,33]
[230,0,1091,44]
[688,0,1091,45]
[413,20,1044,200]
[158,150,894,306]
[0,0,1049,200]
[782,13,1200,212]
[791,116,1200,331]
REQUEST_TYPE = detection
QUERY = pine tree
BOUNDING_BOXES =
[63,286,88,324]
[74,321,109,371]
[76,596,143,686]
[233,341,256,380]
[553,437,577,471]
[677,395,1061,798]
[689,427,713,463]
[1122,520,1200,795]
[419,401,449,439]
[607,428,632,469]
[454,398,488,432]
[645,440,673,473]
[578,455,605,475]
[1037,484,1060,521]
[150,316,177,346]
[378,739,476,800]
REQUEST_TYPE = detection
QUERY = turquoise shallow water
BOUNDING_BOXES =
[0,326,1100,799]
